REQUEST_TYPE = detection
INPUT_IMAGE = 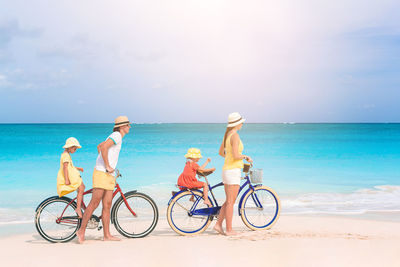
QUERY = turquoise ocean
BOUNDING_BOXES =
[0,123,399,235]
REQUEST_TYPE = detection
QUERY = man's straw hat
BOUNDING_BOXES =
[114,116,131,129]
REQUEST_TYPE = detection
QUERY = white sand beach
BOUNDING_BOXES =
[1,215,400,267]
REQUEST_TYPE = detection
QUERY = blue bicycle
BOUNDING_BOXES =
[167,164,281,235]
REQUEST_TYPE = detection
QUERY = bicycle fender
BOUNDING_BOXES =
[167,189,203,206]
[237,187,256,216]
[35,196,72,212]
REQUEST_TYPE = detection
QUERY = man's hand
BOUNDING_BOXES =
[106,166,115,173]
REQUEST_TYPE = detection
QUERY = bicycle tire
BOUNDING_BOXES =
[240,186,281,231]
[167,190,213,236]
[111,191,159,238]
[35,196,81,243]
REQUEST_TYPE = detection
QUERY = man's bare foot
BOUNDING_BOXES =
[213,224,224,235]
[225,230,239,236]
[203,199,212,207]
[76,230,85,244]
[75,208,83,218]
[103,235,121,241]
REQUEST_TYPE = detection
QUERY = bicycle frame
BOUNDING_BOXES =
[169,174,263,217]
[57,182,137,224]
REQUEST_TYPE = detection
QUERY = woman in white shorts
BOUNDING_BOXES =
[213,112,253,236]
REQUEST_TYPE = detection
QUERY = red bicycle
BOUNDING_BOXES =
[34,170,159,243]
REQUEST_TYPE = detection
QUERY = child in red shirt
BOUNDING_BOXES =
[177,148,215,207]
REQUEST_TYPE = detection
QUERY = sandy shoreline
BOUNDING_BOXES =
[1,215,400,267]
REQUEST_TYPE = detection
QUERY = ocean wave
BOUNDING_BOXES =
[1,185,400,224]
[281,185,400,214]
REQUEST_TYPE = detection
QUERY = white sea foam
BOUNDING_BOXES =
[281,185,400,215]
[1,185,400,224]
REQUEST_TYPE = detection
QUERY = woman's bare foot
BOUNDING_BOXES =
[75,208,83,218]
[225,230,239,236]
[103,235,121,241]
[213,224,224,235]
[76,230,85,244]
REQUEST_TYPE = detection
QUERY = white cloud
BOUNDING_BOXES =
[0,74,11,87]
[0,0,399,122]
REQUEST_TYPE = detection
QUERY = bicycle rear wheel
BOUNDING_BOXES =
[111,191,159,238]
[167,190,213,236]
[240,186,280,230]
[35,196,81,243]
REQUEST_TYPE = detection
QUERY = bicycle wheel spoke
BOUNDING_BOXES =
[35,198,80,242]
[113,193,158,238]
[168,192,211,235]
[241,187,280,229]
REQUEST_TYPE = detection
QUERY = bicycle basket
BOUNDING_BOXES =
[243,163,251,173]
[250,169,263,184]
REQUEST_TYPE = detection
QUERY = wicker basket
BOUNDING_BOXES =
[243,163,251,173]
[250,169,263,184]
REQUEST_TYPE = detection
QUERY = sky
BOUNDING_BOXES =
[0,0,399,123]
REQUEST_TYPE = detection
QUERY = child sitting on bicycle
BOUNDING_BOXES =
[177,148,215,207]
[57,137,85,218]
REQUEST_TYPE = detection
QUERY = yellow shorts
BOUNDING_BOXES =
[92,169,116,191]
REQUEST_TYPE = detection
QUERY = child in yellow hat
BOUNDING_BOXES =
[57,137,85,218]
[177,148,215,207]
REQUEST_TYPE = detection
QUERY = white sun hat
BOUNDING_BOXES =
[227,112,246,127]
[63,137,82,149]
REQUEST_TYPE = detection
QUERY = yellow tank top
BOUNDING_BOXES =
[223,133,244,170]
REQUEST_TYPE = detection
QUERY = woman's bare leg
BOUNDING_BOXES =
[224,184,240,235]
[76,188,104,243]
[75,183,85,218]
[214,202,226,234]
[102,190,120,241]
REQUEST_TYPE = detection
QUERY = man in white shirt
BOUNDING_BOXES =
[77,116,131,243]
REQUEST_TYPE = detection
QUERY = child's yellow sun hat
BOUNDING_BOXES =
[185,148,202,159]
[63,137,82,149]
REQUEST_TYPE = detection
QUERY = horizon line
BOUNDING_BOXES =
[0,122,399,124]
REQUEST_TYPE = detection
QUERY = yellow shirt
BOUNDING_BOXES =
[223,133,244,170]
[57,152,82,197]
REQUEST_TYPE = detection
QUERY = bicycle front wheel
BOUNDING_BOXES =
[167,190,213,236]
[35,196,81,243]
[111,191,159,238]
[240,186,281,231]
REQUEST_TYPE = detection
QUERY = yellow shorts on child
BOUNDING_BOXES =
[92,169,116,190]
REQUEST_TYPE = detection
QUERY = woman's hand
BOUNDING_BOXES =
[76,167,84,172]
[244,155,253,163]
[65,178,71,185]
[206,158,211,163]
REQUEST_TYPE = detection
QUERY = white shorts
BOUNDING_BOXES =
[222,168,241,185]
